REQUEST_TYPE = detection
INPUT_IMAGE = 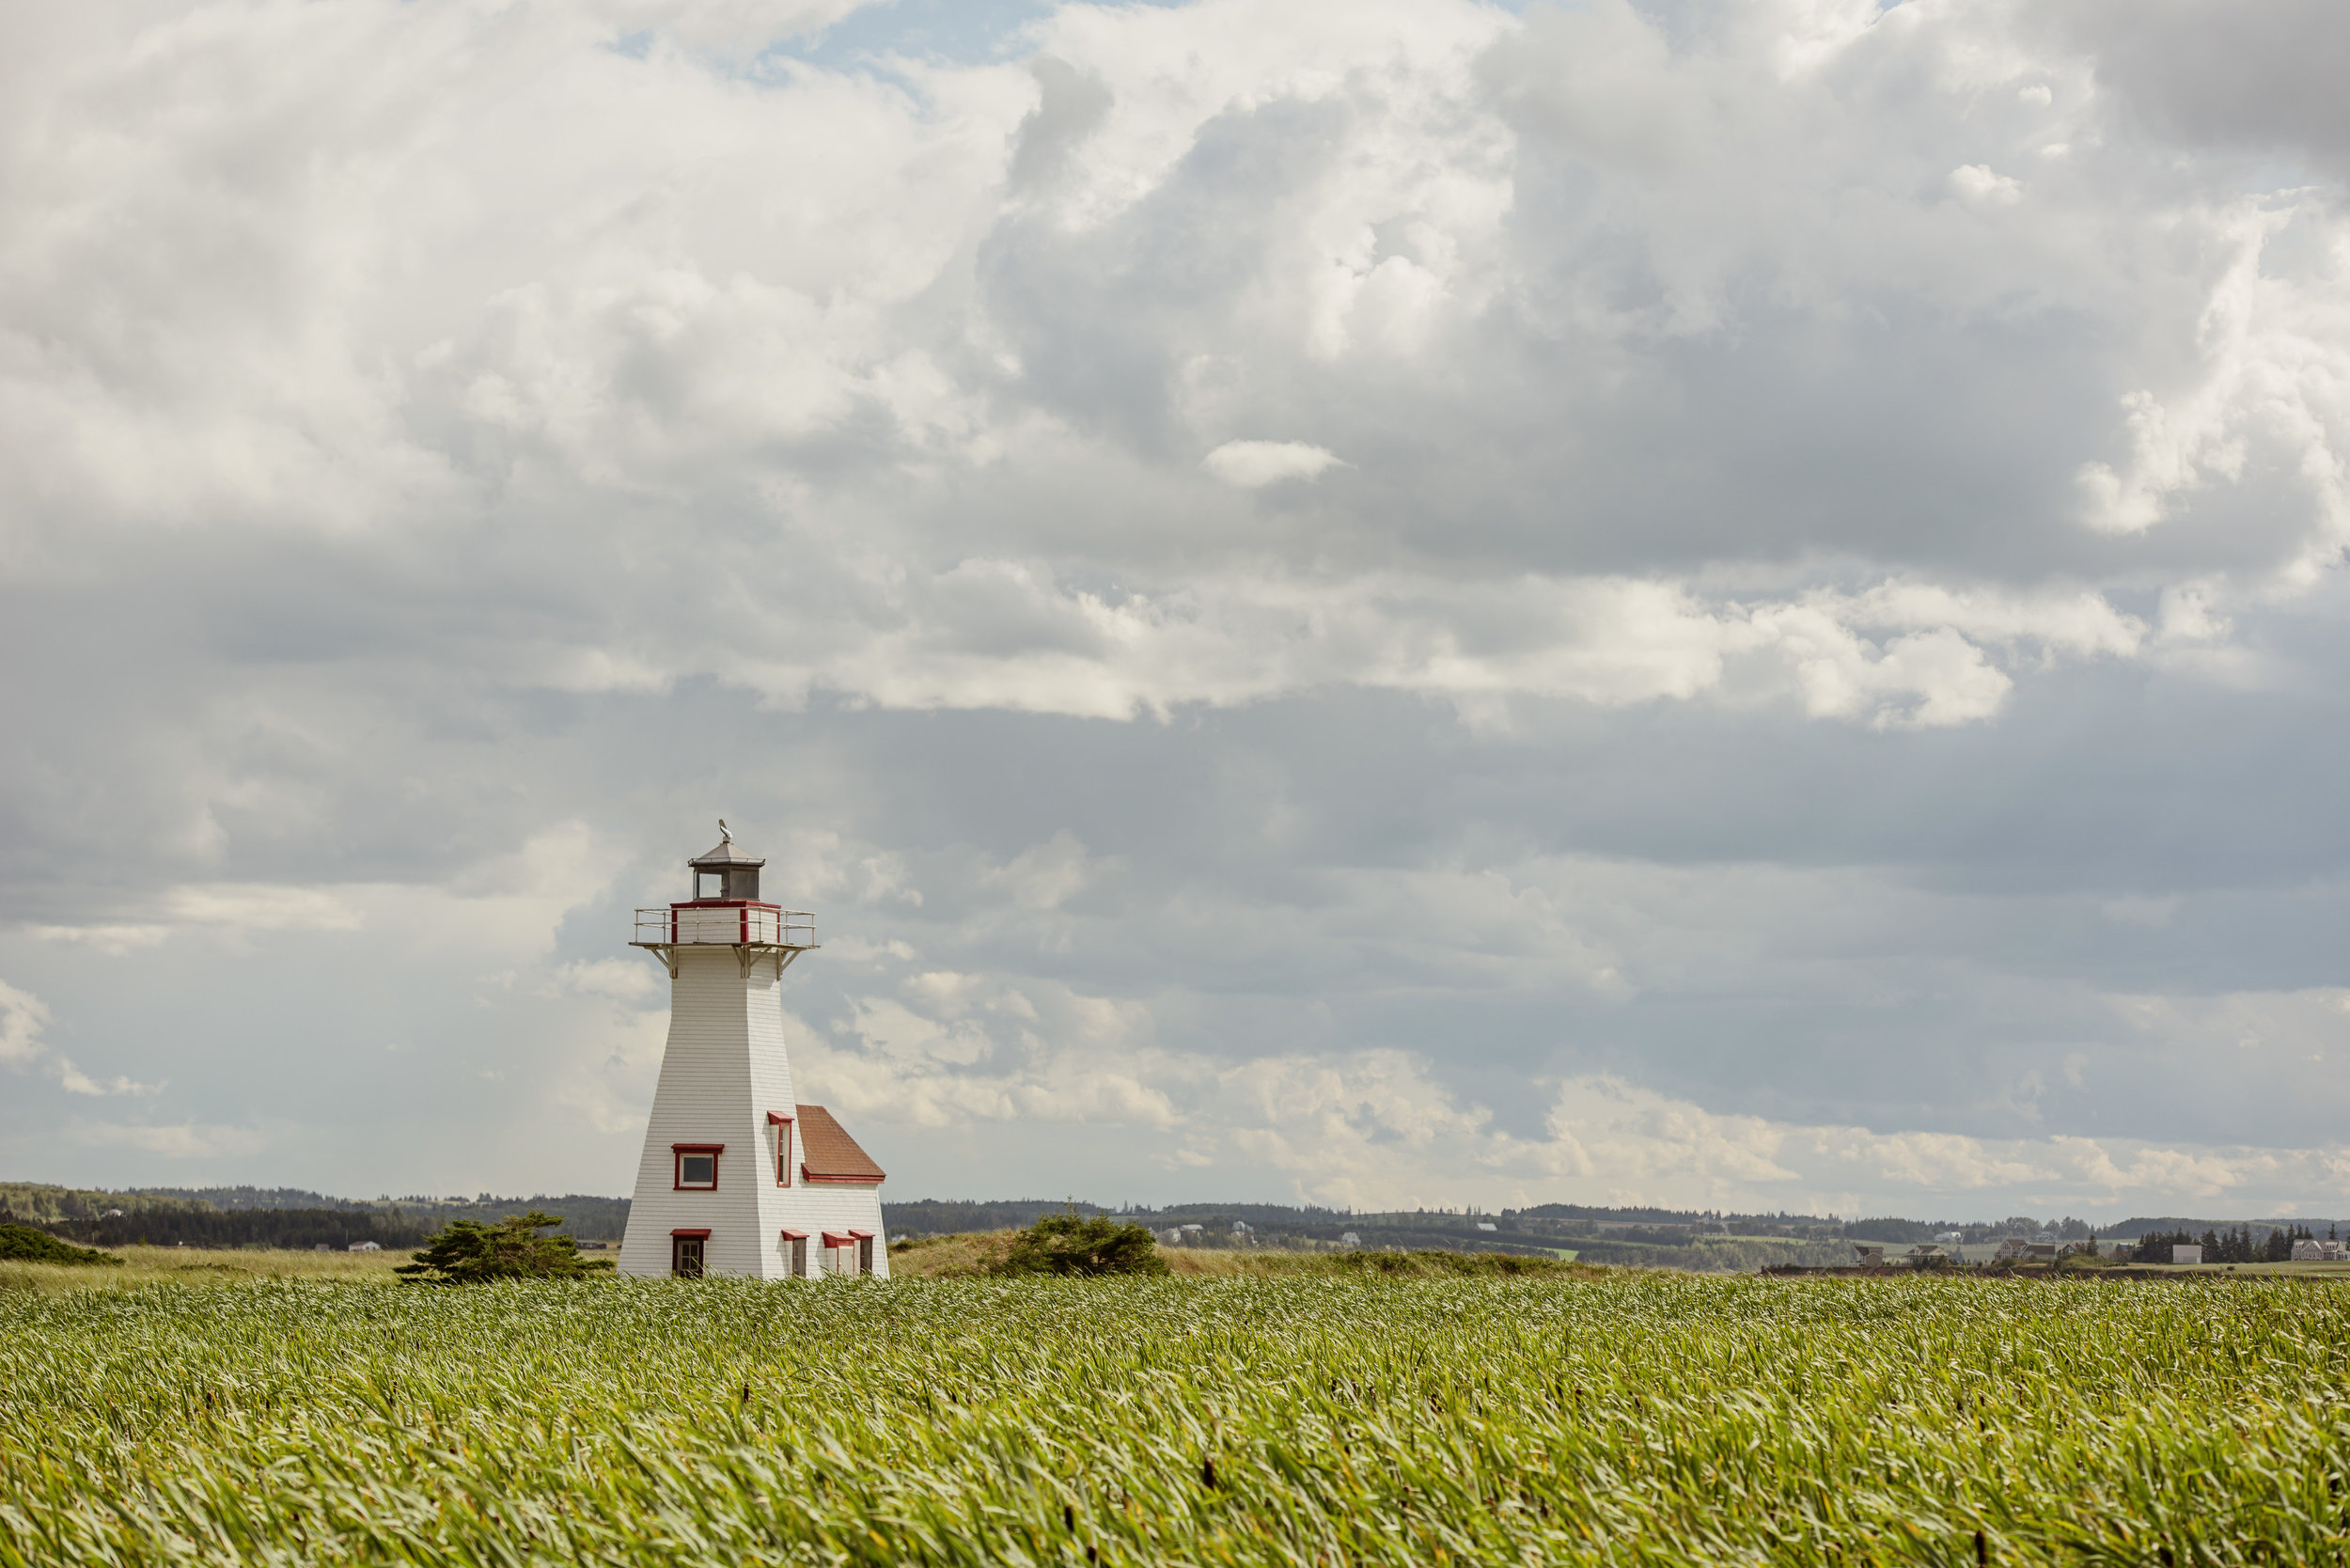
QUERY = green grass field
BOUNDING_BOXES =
[7,1269,2350,1564]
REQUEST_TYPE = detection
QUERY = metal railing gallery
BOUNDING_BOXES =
[634,903,816,949]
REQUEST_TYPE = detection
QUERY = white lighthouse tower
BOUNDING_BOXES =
[617,824,888,1279]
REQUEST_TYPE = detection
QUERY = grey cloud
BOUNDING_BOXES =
[2058,0,2350,178]
[4,0,2350,1216]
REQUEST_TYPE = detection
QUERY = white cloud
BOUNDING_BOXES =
[161,885,365,933]
[792,998,2350,1211]
[2108,986,2350,1060]
[23,924,171,956]
[1949,164,2024,208]
[36,825,616,961]
[979,831,1110,912]
[0,979,156,1098]
[544,958,662,1005]
[6,0,2350,1209]
[1202,440,1347,488]
[0,980,50,1069]
[71,1121,265,1158]
[798,568,2146,728]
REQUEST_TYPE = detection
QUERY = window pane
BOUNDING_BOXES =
[697,871,724,899]
[682,1153,715,1186]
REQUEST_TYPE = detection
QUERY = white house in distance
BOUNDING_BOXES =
[617,825,888,1280]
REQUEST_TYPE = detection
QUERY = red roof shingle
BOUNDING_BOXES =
[796,1104,885,1183]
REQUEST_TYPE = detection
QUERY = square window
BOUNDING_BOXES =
[697,870,726,900]
[674,1147,719,1189]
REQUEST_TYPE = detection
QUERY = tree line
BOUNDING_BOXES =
[2130,1224,2329,1263]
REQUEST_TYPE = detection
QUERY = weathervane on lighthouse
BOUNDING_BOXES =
[617,824,888,1280]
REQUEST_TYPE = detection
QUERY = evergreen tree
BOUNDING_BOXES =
[396,1211,615,1284]
[0,1221,122,1266]
[995,1212,1169,1277]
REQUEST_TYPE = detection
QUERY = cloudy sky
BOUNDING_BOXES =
[5,0,2348,1221]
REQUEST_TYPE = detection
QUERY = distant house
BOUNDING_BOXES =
[2172,1244,2203,1265]
[1935,1231,1964,1246]
[1230,1220,1252,1236]
[1904,1245,1950,1265]
[1475,1222,1497,1232]
[1993,1237,2029,1260]
[1340,1232,1361,1249]
[1853,1245,1887,1265]
[347,1241,383,1252]
[2293,1238,2326,1262]
[1180,1224,1203,1238]
[1158,1228,1183,1246]
[2025,1244,2058,1261]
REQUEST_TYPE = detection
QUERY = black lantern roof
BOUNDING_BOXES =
[690,824,764,869]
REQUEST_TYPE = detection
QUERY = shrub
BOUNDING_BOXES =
[994,1213,1169,1277]
[0,1221,122,1266]
[396,1211,616,1284]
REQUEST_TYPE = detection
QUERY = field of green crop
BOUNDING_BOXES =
[6,1274,2350,1565]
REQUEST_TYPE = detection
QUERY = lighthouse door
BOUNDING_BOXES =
[671,1235,706,1278]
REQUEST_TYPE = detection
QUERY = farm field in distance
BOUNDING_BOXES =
[9,1272,2350,1564]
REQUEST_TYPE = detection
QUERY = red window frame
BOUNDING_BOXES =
[670,1229,710,1278]
[767,1112,793,1187]
[782,1228,808,1278]
[672,1143,724,1191]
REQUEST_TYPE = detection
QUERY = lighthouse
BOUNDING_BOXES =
[617,825,888,1279]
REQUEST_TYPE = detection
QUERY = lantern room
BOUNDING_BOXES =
[689,827,762,902]
[634,823,816,980]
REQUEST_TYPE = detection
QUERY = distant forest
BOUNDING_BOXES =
[0,1184,631,1249]
[5,1182,2342,1262]
[879,1200,2350,1272]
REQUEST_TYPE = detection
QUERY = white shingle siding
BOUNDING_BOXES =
[619,945,888,1278]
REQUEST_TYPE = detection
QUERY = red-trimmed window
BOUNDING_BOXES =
[673,1143,723,1190]
[782,1229,808,1278]
[767,1112,793,1187]
[670,1230,710,1278]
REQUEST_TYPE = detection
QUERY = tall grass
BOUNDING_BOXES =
[0,1244,407,1296]
[4,1273,2347,1563]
